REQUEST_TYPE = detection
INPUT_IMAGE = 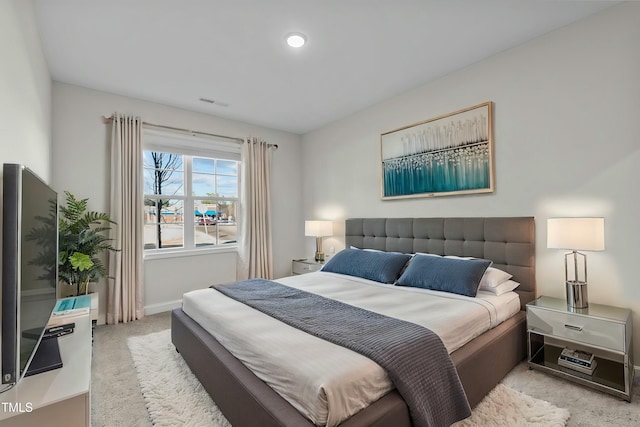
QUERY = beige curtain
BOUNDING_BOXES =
[107,113,145,323]
[237,137,274,280]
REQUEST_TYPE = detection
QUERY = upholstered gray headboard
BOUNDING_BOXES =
[345,217,535,309]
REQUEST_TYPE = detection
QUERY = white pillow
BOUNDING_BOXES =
[350,246,385,252]
[481,279,520,296]
[478,267,512,290]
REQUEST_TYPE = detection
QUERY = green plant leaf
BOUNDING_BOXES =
[69,252,94,271]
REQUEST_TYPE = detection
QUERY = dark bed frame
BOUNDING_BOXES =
[171,217,536,426]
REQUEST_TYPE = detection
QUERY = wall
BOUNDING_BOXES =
[0,0,52,180]
[301,3,640,362]
[52,83,303,322]
[0,0,52,294]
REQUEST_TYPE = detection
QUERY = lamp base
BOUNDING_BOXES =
[315,251,325,263]
[566,280,588,310]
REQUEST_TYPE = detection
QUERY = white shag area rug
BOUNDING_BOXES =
[128,330,570,426]
[128,330,230,427]
[452,384,570,427]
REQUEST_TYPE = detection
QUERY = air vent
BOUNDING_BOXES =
[199,98,229,107]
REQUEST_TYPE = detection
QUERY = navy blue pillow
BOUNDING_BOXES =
[321,248,411,284]
[396,254,491,297]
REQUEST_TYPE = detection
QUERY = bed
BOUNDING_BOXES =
[171,217,535,426]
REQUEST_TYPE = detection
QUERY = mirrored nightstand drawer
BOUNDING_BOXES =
[292,259,323,275]
[528,306,626,352]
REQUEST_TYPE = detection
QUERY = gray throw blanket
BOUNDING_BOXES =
[212,279,471,427]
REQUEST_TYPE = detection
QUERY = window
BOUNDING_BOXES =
[143,129,240,254]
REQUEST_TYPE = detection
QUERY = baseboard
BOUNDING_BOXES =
[144,299,182,316]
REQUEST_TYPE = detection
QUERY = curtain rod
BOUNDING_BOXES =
[102,115,278,149]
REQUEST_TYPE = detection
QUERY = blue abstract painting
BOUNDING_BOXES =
[381,102,494,199]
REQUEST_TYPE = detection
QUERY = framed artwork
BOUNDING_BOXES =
[380,101,494,199]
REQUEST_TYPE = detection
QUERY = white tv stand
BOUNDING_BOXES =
[0,313,91,426]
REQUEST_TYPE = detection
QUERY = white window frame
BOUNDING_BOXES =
[143,128,241,260]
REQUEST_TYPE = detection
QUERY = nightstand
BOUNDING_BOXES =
[527,296,633,401]
[291,259,323,275]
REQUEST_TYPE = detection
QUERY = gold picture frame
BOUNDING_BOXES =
[380,102,494,199]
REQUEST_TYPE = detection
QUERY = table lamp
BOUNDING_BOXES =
[547,217,604,309]
[305,220,333,263]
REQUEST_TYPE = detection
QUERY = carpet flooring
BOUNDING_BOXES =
[502,363,640,426]
[92,311,640,426]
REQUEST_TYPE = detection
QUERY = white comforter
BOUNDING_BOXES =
[181,272,520,426]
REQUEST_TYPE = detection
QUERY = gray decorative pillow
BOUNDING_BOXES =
[396,254,491,297]
[321,248,412,284]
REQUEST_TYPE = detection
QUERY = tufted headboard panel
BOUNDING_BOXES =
[344,217,535,309]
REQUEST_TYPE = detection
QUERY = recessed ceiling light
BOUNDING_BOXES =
[285,32,307,48]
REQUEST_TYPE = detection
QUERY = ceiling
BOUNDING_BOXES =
[34,0,616,134]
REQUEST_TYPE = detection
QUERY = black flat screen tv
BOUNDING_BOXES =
[2,163,60,387]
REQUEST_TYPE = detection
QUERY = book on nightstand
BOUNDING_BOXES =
[558,348,597,375]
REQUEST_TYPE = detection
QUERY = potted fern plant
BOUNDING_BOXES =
[58,191,118,296]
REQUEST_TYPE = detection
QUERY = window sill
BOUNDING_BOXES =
[144,245,238,261]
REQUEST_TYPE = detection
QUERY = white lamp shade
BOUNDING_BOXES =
[305,220,333,237]
[547,218,604,251]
